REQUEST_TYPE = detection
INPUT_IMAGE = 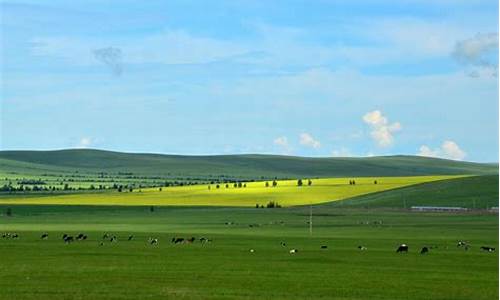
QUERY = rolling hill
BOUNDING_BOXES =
[329,175,499,209]
[0,149,497,179]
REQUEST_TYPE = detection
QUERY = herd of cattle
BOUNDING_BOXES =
[1,232,495,254]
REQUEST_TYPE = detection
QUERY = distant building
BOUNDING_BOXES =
[411,206,467,212]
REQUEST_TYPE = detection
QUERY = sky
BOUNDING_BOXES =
[0,0,498,162]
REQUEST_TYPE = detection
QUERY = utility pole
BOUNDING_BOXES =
[309,203,312,236]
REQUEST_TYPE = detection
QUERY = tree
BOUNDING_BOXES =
[6,207,12,217]
[216,184,220,189]
[238,182,243,188]
[297,179,303,186]
[308,179,312,186]
[374,180,377,185]
[159,187,162,191]
[272,180,278,187]
[265,182,269,187]
[225,184,229,188]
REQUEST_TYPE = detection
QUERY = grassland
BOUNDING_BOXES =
[0,149,497,299]
[0,175,464,206]
[0,205,497,300]
[330,175,499,209]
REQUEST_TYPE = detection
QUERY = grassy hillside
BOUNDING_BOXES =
[330,175,499,209]
[0,175,464,207]
[0,149,497,179]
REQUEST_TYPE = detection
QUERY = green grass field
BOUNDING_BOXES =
[0,150,497,299]
[0,205,497,300]
[0,175,464,206]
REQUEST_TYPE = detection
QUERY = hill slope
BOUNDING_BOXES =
[0,149,497,179]
[327,175,498,209]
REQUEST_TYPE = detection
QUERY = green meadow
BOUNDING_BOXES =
[0,150,498,299]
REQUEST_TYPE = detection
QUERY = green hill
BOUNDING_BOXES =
[0,149,497,179]
[328,175,499,209]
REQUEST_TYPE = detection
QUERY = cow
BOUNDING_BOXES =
[40,233,49,240]
[128,235,134,241]
[76,233,87,241]
[280,242,287,247]
[11,233,18,239]
[420,247,429,254]
[64,236,74,243]
[149,238,158,245]
[62,234,68,240]
[396,244,408,253]
[249,249,255,253]
[321,245,328,249]
[187,237,195,243]
[289,249,298,254]
[480,246,495,252]
[172,237,184,244]
[110,236,117,242]
[358,246,367,251]
[102,233,109,240]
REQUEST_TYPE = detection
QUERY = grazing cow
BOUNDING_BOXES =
[420,247,429,254]
[321,245,328,249]
[110,236,117,242]
[64,236,74,243]
[102,233,109,240]
[62,234,68,240]
[358,246,367,251]
[457,240,468,247]
[76,233,87,241]
[149,238,158,245]
[173,238,184,244]
[41,233,49,240]
[128,235,134,241]
[11,233,19,239]
[396,244,408,253]
[249,249,255,253]
[99,242,104,246]
[281,242,286,247]
[289,249,298,254]
[480,246,495,252]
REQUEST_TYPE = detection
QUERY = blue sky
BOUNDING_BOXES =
[1,0,498,162]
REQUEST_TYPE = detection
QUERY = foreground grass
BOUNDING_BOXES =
[0,175,464,207]
[0,205,497,299]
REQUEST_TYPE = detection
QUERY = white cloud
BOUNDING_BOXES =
[274,136,289,147]
[417,140,466,160]
[77,137,93,148]
[273,136,291,154]
[299,133,321,149]
[362,110,401,147]
[331,147,353,157]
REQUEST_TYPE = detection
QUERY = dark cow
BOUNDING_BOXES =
[102,233,109,239]
[76,233,87,241]
[420,247,429,254]
[280,242,287,247]
[320,245,328,249]
[11,233,18,239]
[110,236,117,242]
[480,246,495,252]
[62,234,68,240]
[64,236,74,243]
[41,233,49,240]
[172,237,184,244]
[358,246,367,250]
[396,244,408,253]
[128,235,134,241]
[149,238,158,245]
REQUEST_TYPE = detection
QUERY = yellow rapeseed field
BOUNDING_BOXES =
[0,175,466,207]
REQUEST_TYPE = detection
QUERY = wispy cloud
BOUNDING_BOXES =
[93,47,123,76]
[363,110,401,147]
[417,140,466,160]
[452,32,498,77]
[77,137,94,148]
[273,136,291,154]
[299,133,321,149]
